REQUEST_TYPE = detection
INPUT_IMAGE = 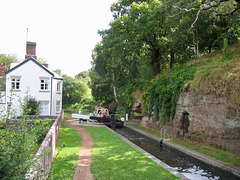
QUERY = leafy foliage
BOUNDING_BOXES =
[32,118,53,145]
[62,74,89,105]
[89,67,115,109]
[75,70,89,79]
[145,40,240,122]
[62,72,94,113]
[0,54,19,68]
[22,96,40,115]
[0,93,53,179]
[0,119,38,179]
[145,63,197,122]
[90,0,239,116]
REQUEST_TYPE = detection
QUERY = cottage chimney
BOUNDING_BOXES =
[25,41,37,60]
[42,64,48,68]
[0,63,8,77]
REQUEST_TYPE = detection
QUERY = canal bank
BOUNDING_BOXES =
[69,119,239,179]
[106,126,188,180]
[124,125,240,179]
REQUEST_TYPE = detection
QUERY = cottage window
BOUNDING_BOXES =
[40,101,49,115]
[56,100,61,112]
[40,79,49,90]
[11,78,20,90]
[57,82,61,92]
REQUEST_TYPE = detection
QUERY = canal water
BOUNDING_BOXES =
[114,126,239,180]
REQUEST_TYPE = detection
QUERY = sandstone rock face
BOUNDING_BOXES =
[174,90,240,137]
[131,97,143,121]
[173,90,240,154]
[132,98,142,114]
[140,116,149,127]
[132,89,240,154]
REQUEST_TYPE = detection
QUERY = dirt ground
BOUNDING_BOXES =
[63,116,95,180]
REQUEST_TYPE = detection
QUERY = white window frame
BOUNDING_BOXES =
[39,101,49,115]
[56,100,61,113]
[57,81,61,92]
[40,77,50,91]
[11,76,21,90]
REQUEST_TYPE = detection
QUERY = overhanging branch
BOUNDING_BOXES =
[215,4,240,16]
[189,0,240,29]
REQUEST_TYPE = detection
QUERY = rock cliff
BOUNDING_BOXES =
[173,89,240,154]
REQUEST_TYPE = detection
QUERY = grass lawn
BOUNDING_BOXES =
[49,125,82,180]
[170,140,240,167]
[64,113,72,118]
[80,126,179,180]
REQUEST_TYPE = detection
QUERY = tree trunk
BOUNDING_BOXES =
[169,50,175,68]
[208,44,212,53]
[192,28,199,59]
[112,73,119,106]
[152,48,161,75]
[223,38,228,57]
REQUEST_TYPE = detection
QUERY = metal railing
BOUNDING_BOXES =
[161,128,173,140]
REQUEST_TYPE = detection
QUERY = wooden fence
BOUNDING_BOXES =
[25,110,64,179]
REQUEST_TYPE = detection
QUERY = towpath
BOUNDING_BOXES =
[63,116,95,180]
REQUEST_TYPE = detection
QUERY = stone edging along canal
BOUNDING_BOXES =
[125,125,240,179]
[106,126,189,180]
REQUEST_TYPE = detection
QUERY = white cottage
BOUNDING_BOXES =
[5,57,63,116]
[2,42,63,116]
[0,63,8,115]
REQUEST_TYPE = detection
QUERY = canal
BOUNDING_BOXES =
[114,126,239,180]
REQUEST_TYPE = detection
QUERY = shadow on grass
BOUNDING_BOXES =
[50,125,81,180]
[80,126,179,180]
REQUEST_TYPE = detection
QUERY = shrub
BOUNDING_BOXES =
[33,118,53,145]
[0,120,6,129]
[0,119,38,179]
[23,96,40,115]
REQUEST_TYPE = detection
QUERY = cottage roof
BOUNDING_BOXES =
[6,57,63,80]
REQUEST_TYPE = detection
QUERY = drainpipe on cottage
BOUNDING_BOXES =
[50,77,53,116]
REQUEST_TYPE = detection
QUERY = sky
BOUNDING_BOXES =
[0,0,117,77]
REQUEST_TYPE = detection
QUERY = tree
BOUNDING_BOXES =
[199,0,240,16]
[62,75,89,105]
[75,71,89,79]
[89,70,115,108]
[22,96,40,116]
[90,44,116,108]
[172,0,239,56]
[173,0,240,29]
[37,57,47,64]
[110,0,170,75]
[0,54,19,68]
[90,0,240,115]
[54,69,62,76]
[91,0,194,111]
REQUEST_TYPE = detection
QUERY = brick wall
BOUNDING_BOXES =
[25,42,37,59]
